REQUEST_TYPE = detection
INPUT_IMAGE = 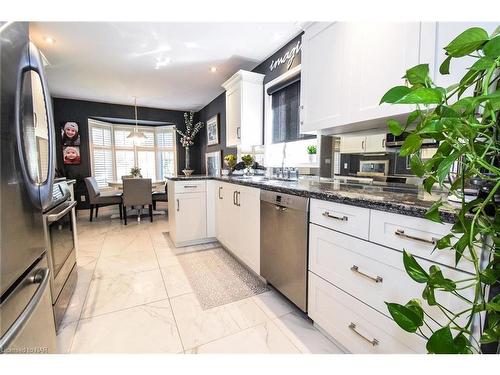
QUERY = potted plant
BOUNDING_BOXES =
[223,154,237,175]
[241,154,255,175]
[380,26,499,353]
[307,145,317,163]
[130,166,142,178]
[174,112,204,176]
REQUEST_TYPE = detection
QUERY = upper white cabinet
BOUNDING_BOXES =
[428,22,499,96]
[222,70,265,147]
[339,133,386,154]
[300,22,349,133]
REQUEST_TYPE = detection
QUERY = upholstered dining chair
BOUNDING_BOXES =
[122,178,153,225]
[84,177,123,222]
[152,182,167,210]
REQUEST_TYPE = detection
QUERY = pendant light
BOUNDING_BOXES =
[127,97,147,145]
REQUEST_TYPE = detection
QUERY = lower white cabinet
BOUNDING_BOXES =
[308,272,426,353]
[215,182,260,275]
[167,180,207,246]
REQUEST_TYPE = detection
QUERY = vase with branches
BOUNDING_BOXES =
[380,26,499,353]
[174,112,204,176]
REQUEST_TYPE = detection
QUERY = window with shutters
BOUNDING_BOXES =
[89,119,176,187]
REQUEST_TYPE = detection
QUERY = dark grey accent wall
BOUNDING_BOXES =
[252,33,303,84]
[194,93,237,174]
[52,97,187,208]
[195,32,304,172]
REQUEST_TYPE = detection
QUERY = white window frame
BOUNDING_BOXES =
[89,119,177,185]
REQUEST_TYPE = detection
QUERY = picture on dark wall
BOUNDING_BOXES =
[205,150,221,176]
[63,146,81,165]
[61,121,80,146]
[206,114,219,146]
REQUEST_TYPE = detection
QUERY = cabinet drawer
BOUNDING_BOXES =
[309,223,472,332]
[368,210,473,273]
[308,272,425,353]
[175,180,206,194]
[310,199,370,239]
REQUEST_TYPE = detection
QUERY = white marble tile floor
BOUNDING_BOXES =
[58,208,343,354]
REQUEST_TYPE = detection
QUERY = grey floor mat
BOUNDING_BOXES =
[176,247,269,310]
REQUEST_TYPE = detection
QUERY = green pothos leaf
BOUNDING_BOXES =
[425,200,443,223]
[403,250,429,283]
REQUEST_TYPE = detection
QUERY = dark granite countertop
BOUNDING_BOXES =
[167,175,457,223]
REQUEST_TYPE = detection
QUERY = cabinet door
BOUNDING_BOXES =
[365,134,386,153]
[175,192,207,244]
[226,86,241,147]
[206,180,216,238]
[300,22,349,132]
[339,136,366,153]
[234,186,260,274]
[347,22,421,123]
[432,23,498,100]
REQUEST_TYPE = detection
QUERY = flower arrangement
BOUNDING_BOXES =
[174,112,204,174]
[224,154,237,170]
[130,166,142,178]
[174,112,204,148]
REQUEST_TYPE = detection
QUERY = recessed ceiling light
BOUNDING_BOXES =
[210,66,217,73]
[44,36,56,44]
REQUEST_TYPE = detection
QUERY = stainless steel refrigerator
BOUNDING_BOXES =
[0,22,57,354]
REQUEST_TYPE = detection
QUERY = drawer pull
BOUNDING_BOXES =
[348,323,379,346]
[183,185,198,188]
[395,229,437,245]
[350,265,383,283]
[322,211,348,221]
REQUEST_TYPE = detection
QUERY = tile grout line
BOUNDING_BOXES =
[147,225,187,353]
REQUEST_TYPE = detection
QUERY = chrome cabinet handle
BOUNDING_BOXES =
[361,140,365,150]
[176,199,179,212]
[395,229,437,245]
[351,265,383,283]
[183,185,197,188]
[233,191,237,206]
[236,191,241,207]
[382,138,386,148]
[236,127,241,139]
[0,267,50,352]
[348,323,379,346]
[218,186,223,200]
[322,211,348,221]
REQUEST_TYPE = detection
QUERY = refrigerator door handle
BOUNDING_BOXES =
[15,42,56,210]
[0,267,50,353]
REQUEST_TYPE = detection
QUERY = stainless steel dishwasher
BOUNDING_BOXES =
[260,190,309,312]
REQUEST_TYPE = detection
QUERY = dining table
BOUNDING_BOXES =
[107,179,166,190]
[106,179,167,220]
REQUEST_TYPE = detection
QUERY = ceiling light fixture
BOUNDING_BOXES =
[44,36,56,44]
[127,97,147,145]
[210,66,217,73]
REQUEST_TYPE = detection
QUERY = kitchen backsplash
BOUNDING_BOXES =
[339,152,413,176]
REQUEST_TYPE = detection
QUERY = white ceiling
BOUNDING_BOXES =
[30,22,302,111]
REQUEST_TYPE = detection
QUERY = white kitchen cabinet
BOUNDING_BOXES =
[364,133,386,153]
[300,22,349,133]
[308,272,425,353]
[339,134,386,154]
[222,70,265,147]
[300,22,426,134]
[339,135,366,153]
[206,180,216,239]
[167,180,207,247]
[214,181,260,275]
[426,22,499,101]
[346,22,421,124]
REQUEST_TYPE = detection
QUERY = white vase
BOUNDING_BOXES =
[308,154,316,163]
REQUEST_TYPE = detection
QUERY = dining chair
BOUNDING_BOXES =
[84,177,123,222]
[122,178,153,225]
[152,182,167,210]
